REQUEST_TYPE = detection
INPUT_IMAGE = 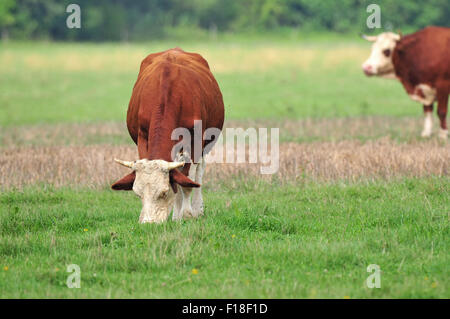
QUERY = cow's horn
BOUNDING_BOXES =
[114,159,134,168]
[396,30,403,39]
[361,34,377,42]
[166,161,185,170]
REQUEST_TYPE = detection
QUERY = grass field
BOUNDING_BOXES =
[1,180,448,298]
[0,39,420,126]
[0,37,449,298]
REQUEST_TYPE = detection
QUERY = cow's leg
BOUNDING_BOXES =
[173,187,195,220]
[421,104,434,137]
[437,90,448,139]
[180,185,194,219]
[173,164,197,219]
[192,157,205,217]
[172,185,184,221]
[171,151,197,221]
[172,164,197,220]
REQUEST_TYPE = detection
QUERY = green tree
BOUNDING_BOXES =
[2,0,449,41]
[0,0,16,40]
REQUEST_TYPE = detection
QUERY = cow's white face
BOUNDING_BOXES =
[115,159,184,223]
[362,32,401,77]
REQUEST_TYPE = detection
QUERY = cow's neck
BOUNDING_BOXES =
[380,72,398,80]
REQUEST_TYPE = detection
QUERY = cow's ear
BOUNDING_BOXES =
[170,169,200,188]
[111,172,136,191]
[170,182,178,193]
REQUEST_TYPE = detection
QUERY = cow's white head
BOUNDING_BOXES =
[362,32,401,78]
[114,158,185,223]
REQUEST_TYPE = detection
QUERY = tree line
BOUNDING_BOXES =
[0,0,449,41]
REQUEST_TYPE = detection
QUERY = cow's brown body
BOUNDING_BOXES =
[392,26,450,130]
[112,48,224,191]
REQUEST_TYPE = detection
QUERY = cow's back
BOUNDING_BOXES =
[126,48,224,146]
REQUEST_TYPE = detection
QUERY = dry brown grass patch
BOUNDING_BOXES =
[1,139,448,190]
[0,117,432,147]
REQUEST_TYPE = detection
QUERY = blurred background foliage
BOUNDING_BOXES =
[0,0,448,41]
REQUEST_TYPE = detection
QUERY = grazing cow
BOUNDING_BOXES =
[112,48,224,223]
[362,26,450,139]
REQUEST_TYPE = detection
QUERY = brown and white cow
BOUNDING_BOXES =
[362,26,450,139]
[112,48,224,223]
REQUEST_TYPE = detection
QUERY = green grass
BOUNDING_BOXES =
[0,40,421,126]
[1,179,448,298]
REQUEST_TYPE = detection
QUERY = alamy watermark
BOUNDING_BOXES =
[171,121,279,174]
[66,4,81,29]
[66,264,81,288]
[366,264,381,288]
[366,4,381,29]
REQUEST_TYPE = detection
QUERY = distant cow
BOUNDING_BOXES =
[112,48,224,223]
[362,26,450,139]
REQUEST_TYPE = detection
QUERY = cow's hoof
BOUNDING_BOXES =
[421,130,432,138]
[438,129,448,139]
[191,210,204,219]
[182,208,194,219]
[192,202,204,218]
